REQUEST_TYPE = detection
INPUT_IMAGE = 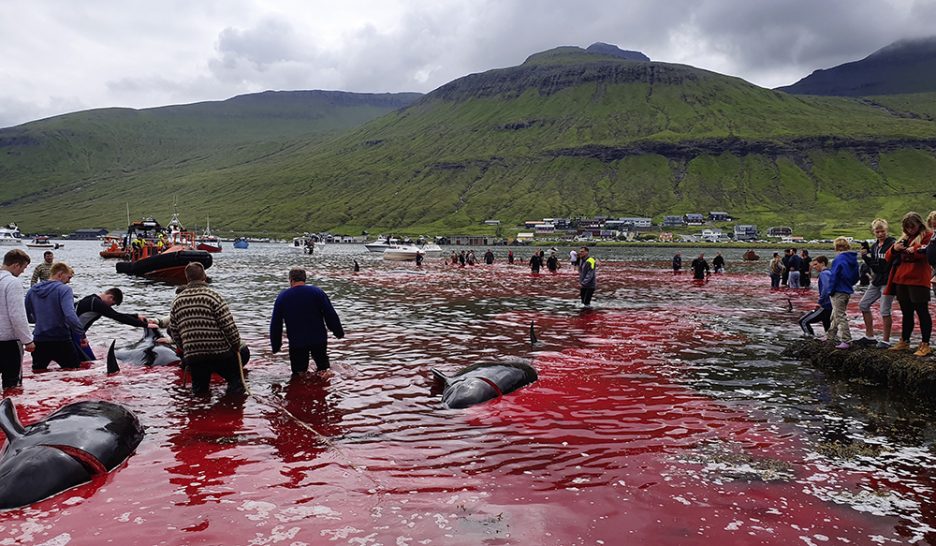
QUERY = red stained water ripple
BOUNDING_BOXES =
[0,246,927,545]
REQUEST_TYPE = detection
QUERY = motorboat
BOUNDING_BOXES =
[0,223,23,247]
[26,236,62,249]
[233,237,249,249]
[383,243,444,261]
[195,217,222,253]
[115,217,212,284]
[100,235,129,259]
[364,235,400,252]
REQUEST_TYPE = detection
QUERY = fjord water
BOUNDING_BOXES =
[2,242,935,545]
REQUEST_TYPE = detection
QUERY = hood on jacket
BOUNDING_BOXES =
[30,280,63,298]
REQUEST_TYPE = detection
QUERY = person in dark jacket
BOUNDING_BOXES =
[484,249,495,265]
[712,253,725,273]
[781,248,792,286]
[799,256,833,336]
[578,247,597,306]
[270,267,345,374]
[25,262,87,370]
[690,253,710,280]
[827,238,860,349]
[672,253,682,275]
[74,287,148,359]
[546,252,559,273]
[799,250,812,289]
[856,219,896,348]
[529,252,542,274]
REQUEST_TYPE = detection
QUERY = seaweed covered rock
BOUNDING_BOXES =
[784,339,936,397]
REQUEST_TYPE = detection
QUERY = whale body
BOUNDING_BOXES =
[0,398,145,509]
[431,361,538,409]
[105,328,251,373]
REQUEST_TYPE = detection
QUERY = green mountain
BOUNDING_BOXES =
[0,90,420,228]
[777,37,936,96]
[3,46,936,238]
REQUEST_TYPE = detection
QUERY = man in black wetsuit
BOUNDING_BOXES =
[690,253,711,280]
[672,253,682,274]
[712,253,725,273]
[75,287,148,359]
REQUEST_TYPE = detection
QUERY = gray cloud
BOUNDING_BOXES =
[2,0,935,128]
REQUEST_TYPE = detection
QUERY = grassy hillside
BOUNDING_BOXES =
[3,48,936,238]
[0,90,420,223]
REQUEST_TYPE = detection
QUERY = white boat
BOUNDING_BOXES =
[382,243,443,261]
[0,223,23,247]
[364,235,400,252]
[26,235,62,249]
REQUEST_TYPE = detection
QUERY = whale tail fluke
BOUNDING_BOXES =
[786,298,793,312]
[430,368,450,385]
[0,398,25,439]
[106,341,120,374]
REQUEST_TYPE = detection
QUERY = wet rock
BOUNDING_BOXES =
[784,339,936,399]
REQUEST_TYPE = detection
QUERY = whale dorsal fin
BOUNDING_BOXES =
[0,398,25,439]
[106,340,120,374]
[530,321,538,346]
[430,368,450,385]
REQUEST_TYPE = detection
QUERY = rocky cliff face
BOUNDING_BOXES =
[585,42,650,62]
[427,60,700,101]
[778,36,936,96]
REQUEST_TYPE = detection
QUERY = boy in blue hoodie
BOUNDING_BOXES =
[827,238,860,349]
[799,256,833,336]
[25,262,88,370]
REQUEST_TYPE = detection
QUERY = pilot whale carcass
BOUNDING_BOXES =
[0,398,145,509]
[431,360,538,409]
[106,327,251,373]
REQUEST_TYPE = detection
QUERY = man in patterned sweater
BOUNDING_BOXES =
[169,262,245,396]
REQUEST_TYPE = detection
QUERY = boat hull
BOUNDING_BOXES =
[382,246,443,261]
[116,250,213,284]
[196,242,222,253]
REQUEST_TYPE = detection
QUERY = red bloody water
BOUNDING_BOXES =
[1,246,932,545]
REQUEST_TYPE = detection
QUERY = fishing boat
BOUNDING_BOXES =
[195,217,222,253]
[25,236,62,249]
[0,223,23,247]
[233,237,249,249]
[115,217,212,284]
[383,243,444,261]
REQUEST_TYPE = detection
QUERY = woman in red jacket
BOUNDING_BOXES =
[886,212,933,357]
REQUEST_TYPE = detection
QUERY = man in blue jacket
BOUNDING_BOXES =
[270,268,344,374]
[25,262,88,370]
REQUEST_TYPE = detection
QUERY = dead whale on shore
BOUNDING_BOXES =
[431,360,538,409]
[107,327,181,371]
[106,328,251,373]
[0,398,145,509]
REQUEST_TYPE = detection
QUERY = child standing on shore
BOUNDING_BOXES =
[828,238,860,349]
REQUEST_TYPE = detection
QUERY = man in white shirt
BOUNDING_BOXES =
[0,249,35,389]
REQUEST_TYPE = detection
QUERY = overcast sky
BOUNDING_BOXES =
[2,0,935,128]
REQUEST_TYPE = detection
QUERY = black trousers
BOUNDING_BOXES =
[799,307,832,336]
[580,287,595,306]
[185,353,246,395]
[288,344,330,373]
[32,340,81,370]
[0,340,23,389]
[898,300,932,344]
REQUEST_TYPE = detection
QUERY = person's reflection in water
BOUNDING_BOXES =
[166,395,247,506]
[266,373,345,489]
